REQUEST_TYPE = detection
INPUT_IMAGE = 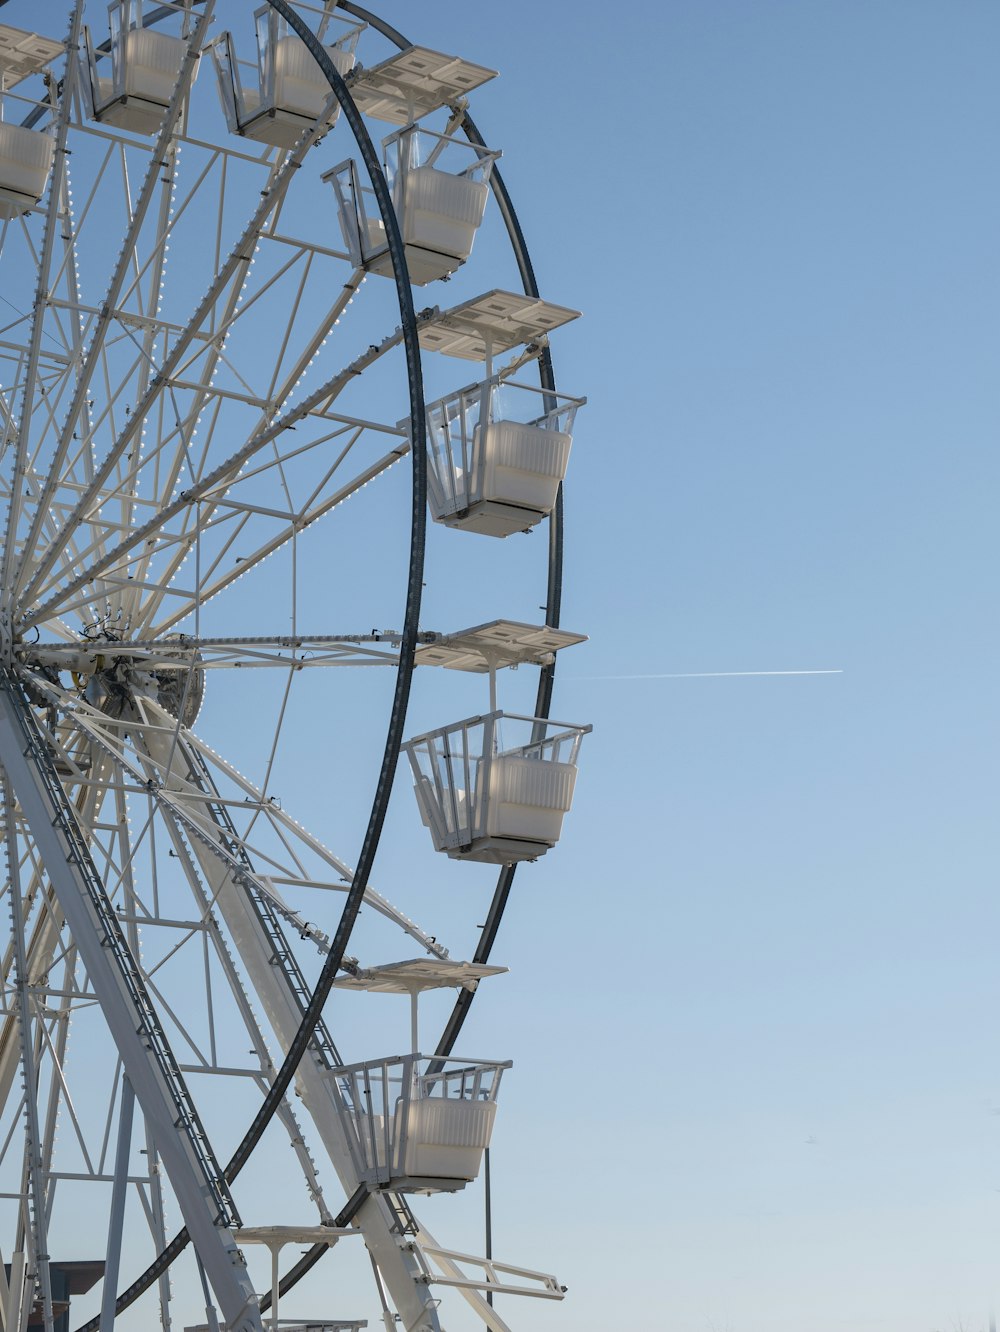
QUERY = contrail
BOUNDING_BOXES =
[576,669,844,681]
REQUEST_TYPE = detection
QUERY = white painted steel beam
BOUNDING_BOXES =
[19,322,407,634]
[0,5,81,620]
[2,781,54,1332]
[0,679,263,1332]
[13,2,217,605]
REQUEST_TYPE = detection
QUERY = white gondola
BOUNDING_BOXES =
[332,1054,509,1192]
[425,376,585,537]
[0,122,54,219]
[329,125,498,285]
[332,961,508,1195]
[0,24,63,219]
[210,3,360,150]
[82,0,197,136]
[404,711,590,864]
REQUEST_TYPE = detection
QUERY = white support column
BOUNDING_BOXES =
[2,780,54,1332]
[0,1244,10,1332]
[0,682,263,1332]
[40,945,77,1237]
[7,1252,25,1332]
[113,778,174,1332]
[0,757,112,1142]
[99,1075,134,1332]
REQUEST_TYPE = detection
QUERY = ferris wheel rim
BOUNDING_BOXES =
[337,0,567,1065]
[0,2,575,1328]
[1,2,430,1321]
[12,0,431,1321]
[74,0,569,1320]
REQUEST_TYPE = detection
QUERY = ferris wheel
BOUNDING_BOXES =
[0,3,589,1330]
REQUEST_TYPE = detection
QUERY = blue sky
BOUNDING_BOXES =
[3,1,999,1329]
[418,3,1000,1328]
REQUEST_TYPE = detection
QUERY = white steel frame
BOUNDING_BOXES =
[0,3,585,1330]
